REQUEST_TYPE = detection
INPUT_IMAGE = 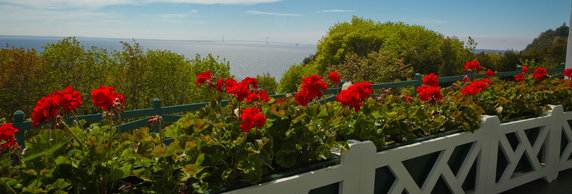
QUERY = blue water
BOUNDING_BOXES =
[0,35,316,80]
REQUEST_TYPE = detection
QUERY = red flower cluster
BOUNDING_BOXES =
[416,85,442,101]
[403,96,413,103]
[486,70,495,77]
[214,77,268,103]
[246,90,270,103]
[533,67,548,80]
[564,68,572,78]
[522,66,528,73]
[462,79,491,96]
[32,86,83,127]
[0,123,18,148]
[91,85,124,110]
[336,82,372,112]
[465,60,482,72]
[239,107,266,132]
[295,75,328,106]
[195,70,212,85]
[329,72,341,84]
[336,89,362,112]
[216,78,225,91]
[514,74,524,81]
[348,82,373,100]
[423,73,439,87]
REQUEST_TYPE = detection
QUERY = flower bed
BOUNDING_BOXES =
[230,106,572,194]
[0,63,570,193]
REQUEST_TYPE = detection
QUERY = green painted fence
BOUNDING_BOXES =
[12,64,567,148]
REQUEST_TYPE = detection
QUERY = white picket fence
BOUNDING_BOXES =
[227,105,572,194]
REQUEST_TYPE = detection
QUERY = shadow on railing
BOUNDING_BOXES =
[12,63,567,148]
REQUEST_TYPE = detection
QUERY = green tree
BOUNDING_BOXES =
[42,37,112,114]
[278,64,305,93]
[0,46,49,120]
[325,51,414,83]
[256,73,278,95]
[280,16,471,90]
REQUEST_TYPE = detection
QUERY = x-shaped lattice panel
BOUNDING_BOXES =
[387,141,481,193]
[560,120,572,164]
[496,127,548,184]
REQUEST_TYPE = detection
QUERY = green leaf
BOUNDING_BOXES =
[195,153,205,165]
[22,142,67,162]
[307,104,319,117]
[51,178,71,190]
[316,108,329,119]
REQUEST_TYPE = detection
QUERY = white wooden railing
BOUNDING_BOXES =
[227,105,572,194]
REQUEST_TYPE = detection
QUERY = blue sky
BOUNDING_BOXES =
[0,0,570,50]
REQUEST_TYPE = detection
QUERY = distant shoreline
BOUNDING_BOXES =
[0,35,317,48]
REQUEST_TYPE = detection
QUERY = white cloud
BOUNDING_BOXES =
[0,5,110,21]
[319,9,353,13]
[246,10,301,17]
[147,0,280,5]
[0,0,133,9]
[0,0,280,9]
[144,10,204,23]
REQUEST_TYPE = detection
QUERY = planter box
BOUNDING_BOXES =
[225,105,570,194]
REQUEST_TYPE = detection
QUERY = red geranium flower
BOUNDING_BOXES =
[335,81,373,112]
[514,74,524,81]
[461,79,491,96]
[347,82,373,100]
[295,90,309,106]
[216,78,224,92]
[465,60,482,72]
[195,70,212,85]
[258,90,270,101]
[336,89,362,112]
[423,73,439,87]
[486,70,495,77]
[91,85,124,110]
[31,93,61,127]
[233,82,251,102]
[246,90,271,103]
[296,75,327,106]
[533,67,548,80]
[225,78,238,94]
[404,96,413,103]
[329,72,341,84]
[564,68,572,78]
[59,86,82,111]
[522,66,528,73]
[242,77,259,89]
[239,107,266,132]
[463,75,470,82]
[0,123,18,148]
[416,85,442,101]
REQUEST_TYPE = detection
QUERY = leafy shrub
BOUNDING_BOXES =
[278,63,305,93]
[256,73,278,95]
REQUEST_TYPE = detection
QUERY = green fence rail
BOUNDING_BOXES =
[12,63,567,148]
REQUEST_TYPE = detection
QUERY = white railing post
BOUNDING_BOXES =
[477,115,501,194]
[545,105,564,182]
[340,140,376,193]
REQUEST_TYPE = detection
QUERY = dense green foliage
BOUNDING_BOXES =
[3,69,571,193]
[325,50,414,84]
[0,47,49,121]
[277,63,305,94]
[256,73,278,94]
[278,16,472,93]
[474,24,568,72]
[0,37,231,121]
